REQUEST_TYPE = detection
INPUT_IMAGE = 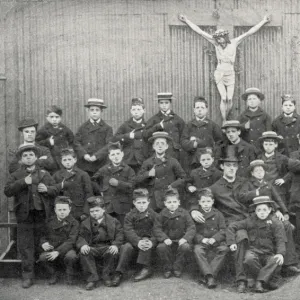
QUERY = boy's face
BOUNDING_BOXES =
[158,100,171,112]
[221,162,238,179]
[194,101,208,119]
[47,112,62,127]
[255,204,272,220]
[199,153,214,169]
[130,105,145,120]
[225,127,240,143]
[21,150,37,166]
[21,126,36,143]
[246,94,261,109]
[199,196,214,212]
[88,106,102,120]
[282,100,295,115]
[109,149,124,165]
[263,140,277,154]
[251,166,265,180]
[55,203,71,220]
[61,154,77,170]
[164,195,180,212]
[153,138,168,155]
[133,197,150,213]
[90,206,105,220]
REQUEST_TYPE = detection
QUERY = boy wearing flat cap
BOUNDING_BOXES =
[92,142,135,225]
[144,92,185,161]
[9,118,56,174]
[38,196,79,285]
[227,196,286,293]
[238,88,272,148]
[112,98,147,173]
[36,105,74,171]
[136,131,186,211]
[74,98,113,176]
[76,196,124,291]
[4,144,59,288]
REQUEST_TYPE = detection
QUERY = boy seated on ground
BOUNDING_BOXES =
[38,196,79,285]
[227,196,286,293]
[76,196,124,291]
[193,188,229,289]
[113,188,158,286]
[154,187,195,279]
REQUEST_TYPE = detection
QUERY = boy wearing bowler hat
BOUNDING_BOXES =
[74,98,113,176]
[144,92,185,161]
[4,144,59,288]
[9,118,56,174]
[36,105,74,171]
[238,88,272,148]
[227,196,286,293]
[136,131,186,212]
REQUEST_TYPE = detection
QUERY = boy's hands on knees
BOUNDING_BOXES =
[275,210,284,222]
[109,178,119,186]
[274,178,284,186]
[90,155,97,162]
[49,136,55,146]
[188,186,197,193]
[164,239,172,246]
[178,238,187,246]
[202,238,210,245]
[38,183,48,193]
[191,211,205,223]
[230,244,237,252]
[41,242,54,251]
[84,154,92,162]
[46,251,59,261]
[25,174,32,185]
[208,238,216,245]
[138,239,153,251]
[80,245,90,255]
[109,245,118,255]
[274,254,284,265]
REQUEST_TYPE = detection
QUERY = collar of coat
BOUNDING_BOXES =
[278,112,299,125]
[217,176,245,187]
[190,118,209,128]
[131,207,155,220]
[251,214,273,228]
[194,166,215,177]
[157,110,176,119]
[198,207,219,219]
[149,154,170,166]
[107,161,127,173]
[160,207,185,219]
[249,177,268,188]
[59,165,80,179]
[21,164,46,179]
[50,214,76,229]
[222,138,249,153]
[44,122,67,131]
[84,119,107,131]
[127,117,146,128]
[243,107,264,118]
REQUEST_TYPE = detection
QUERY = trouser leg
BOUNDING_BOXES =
[173,243,191,272]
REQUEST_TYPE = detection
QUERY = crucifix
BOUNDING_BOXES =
[178,13,271,123]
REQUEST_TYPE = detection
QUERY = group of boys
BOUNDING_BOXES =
[4,89,300,293]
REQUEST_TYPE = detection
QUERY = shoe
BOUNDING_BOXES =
[111,272,122,287]
[66,274,74,285]
[163,271,172,279]
[255,281,265,293]
[286,265,300,274]
[247,278,255,288]
[173,270,182,278]
[134,268,152,282]
[85,282,96,290]
[237,281,246,293]
[48,273,58,285]
[102,275,113,287]
[22,279,33,289]
[206,276,217,289]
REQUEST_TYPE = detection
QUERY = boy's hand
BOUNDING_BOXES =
[159,120,164,128]
[202,238,210,245]
[263,14,271,23]
[138,240,147,251]
[208,238,216,245]
[84,154,91,162]
[80,214,88,221]
[108,245,118,255]
[274,254,284,265]
[109,178,119,186]
[38,183,48,193]
[230,244,237,251]
[143,239,153,250]
[188,186,197,193]
[178,238,187,246]
[41,242,54,251]
[25,174,32,185]
[274,178,284,186]
[129,129,135,139]
[178,14,187,22]
[49,136,55,146]
[164,239,172,246]
[89,155,97,162]
[80,245,90,255]
[191,211,205,223]
[275,210,284,222]
[244,120,250,129]
[39,155,48,160]
[148,167,156,177]
[284,213,289,221]
[46,251,59,261]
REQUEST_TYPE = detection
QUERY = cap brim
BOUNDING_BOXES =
[221,125,242,130]
[148,136,173,143]
[84,104,107,108]
[241,92,265,101]
[250,200,275,207]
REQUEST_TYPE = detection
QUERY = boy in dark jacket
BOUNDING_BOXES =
[76,196,124,291]
[154,188,195,278]
[114,188,158,286]
[227,196,286,293]
[52,149,93,221]
[38,196,79,285]
[112,98,147,173]
[36,105,74,171]
[4,144,58,288]
[74,98,113,176]
[193,188,229,289]
[92,142,135,225]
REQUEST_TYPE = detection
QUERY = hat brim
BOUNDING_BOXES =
[148,135,173,143]
[219,157,241,163]
[241,91,265,101]
[84,104,107,109]
[18,123,39,131]
[221,124,242,130]
[258,136,282,142]
[250,200,275,207]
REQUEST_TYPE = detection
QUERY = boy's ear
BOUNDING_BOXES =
[220,163,224,170]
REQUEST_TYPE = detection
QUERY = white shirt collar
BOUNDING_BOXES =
[90,118,101,124]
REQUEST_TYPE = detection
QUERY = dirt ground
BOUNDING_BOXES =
[1,272,300,300]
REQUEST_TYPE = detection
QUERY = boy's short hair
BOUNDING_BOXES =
[60,148,77,158]
[262,138,278,144]
[197,188,214,201]
[193,96,208,107]
[133,188,149,201]
[108,141,123,153]
[47,105,63,116]
[54,196,72,206]
[87,196,105,208]
[281,94,296,105]
[131,97,145,108]
[196,147,214,160]
[164,187,179,201]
